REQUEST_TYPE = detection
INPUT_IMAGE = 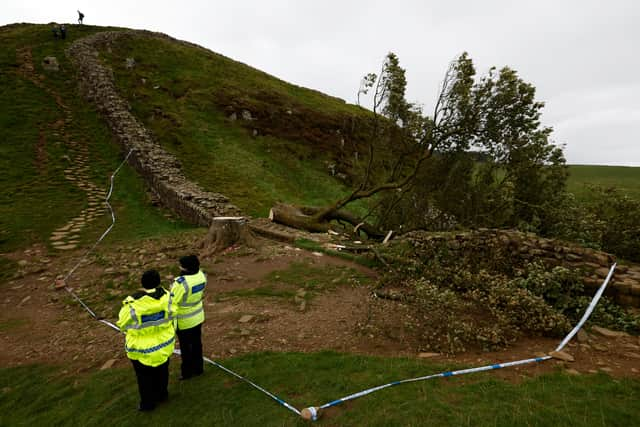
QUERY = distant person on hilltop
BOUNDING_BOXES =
[78,10,85,24]
[60,24,66,39]
[51,24,59,39]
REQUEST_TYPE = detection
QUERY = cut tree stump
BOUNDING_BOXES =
[200,217,258,255]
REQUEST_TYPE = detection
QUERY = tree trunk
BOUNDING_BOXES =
[200,217,258,255]
[269,204,330,233]
[269,203,385,239]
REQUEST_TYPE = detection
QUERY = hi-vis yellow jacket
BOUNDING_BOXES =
[117,287,175,367]
[170,270,206,330]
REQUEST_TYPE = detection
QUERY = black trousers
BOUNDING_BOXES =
[177,323,203,379]
[131,358,169,410]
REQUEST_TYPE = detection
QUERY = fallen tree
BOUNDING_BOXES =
[269,203,386,238]
[268,53,462,238]
[270,52,567,239]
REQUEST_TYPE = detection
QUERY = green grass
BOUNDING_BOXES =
[214,260,371,303]
[0,257,19,281]
[1,353,639,426]
[215,285,297,301]
[0,318,27,332]
[99,34,371,217]
[568,165,640,201]
[264,260,371,290]
[0,24,194,252]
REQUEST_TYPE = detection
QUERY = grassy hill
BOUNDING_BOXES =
[0,24,194,252]
[98,30,372,217]
[0,24,370,253]
[567,165,640,201]
[2,23,637,253]
[2,23,640,426]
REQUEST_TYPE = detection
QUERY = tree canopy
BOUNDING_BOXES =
[271,52,567,237]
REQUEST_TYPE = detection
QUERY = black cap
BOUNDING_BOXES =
[141,269,161,289]
[179,255,200,274]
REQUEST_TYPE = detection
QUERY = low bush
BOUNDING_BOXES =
[400,261,639,354]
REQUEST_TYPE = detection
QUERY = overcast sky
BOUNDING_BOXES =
[3,1,639,166]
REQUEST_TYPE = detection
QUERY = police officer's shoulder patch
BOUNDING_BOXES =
[176,276,186,284]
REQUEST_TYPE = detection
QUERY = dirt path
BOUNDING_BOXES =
[2,235,639,383]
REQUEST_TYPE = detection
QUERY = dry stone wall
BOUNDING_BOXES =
[66,31,240,227]
[405,229,640,308]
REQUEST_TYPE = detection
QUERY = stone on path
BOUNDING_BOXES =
[592,343,608,352]
[238,315,254,323]
[549,350,575,362]
[418,352,440,358]
[591,326,629,338]
[100,359,117,370]
[576,329,590,343]
[56,244,78,250]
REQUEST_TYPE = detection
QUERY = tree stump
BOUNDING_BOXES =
[200,217,258,255]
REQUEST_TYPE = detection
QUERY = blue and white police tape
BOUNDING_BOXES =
[54,148,305,415]
[70,262,618,422]
[201,353,302,416]
[301,263,616,421]
[58,156,617,424]
[555,262,616,352]
[59,148,134,319]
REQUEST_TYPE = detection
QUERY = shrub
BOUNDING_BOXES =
[400,260,640,353]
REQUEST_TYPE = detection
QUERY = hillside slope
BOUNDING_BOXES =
[96,29,373,217]
[0,23,371,255]
[0,24,195,254]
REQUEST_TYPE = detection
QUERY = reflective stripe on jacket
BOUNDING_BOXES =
[170,270,206,330]
[117,287,176,367]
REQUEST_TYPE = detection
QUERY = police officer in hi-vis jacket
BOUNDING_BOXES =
[171,255,206,380]
[117,269,175,411]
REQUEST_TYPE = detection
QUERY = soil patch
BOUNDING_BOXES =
[1,236,639,383]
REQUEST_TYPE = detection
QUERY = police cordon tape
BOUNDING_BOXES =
[298,263,617,421]
[57,148,302,416]
[57,150,617,421]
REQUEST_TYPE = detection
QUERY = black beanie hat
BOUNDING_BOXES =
[141,269,161,289]
[179,255,200,273]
